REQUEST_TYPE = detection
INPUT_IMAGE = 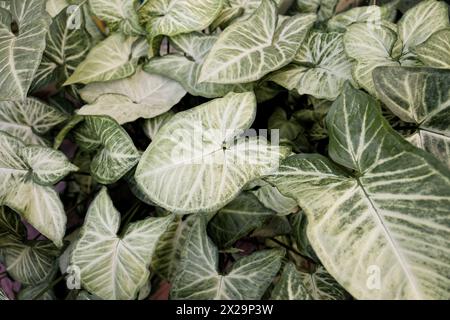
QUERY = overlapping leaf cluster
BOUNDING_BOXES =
[0,0,449,300]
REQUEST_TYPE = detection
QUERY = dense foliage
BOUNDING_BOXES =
[0,0,449,300]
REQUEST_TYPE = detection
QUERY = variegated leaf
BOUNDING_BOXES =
[171,216,284,299]
[413,28,450,69]
[144,32,253,98]
[252,182,297,215]
[0,0,51,101]
[32,6,91,92]
[139,0,223,37]
[208,192,274,248]
[373,66,450,168]
[64,33,137,85]
[71,188,173,300]
[0,132,77,246]
[271,262,311,300]
[77,68,186,124]
[199,0,316,84]
[88,0,144,35]
[0,288,8,300]
[267,84,450,299]
[142,111,175,141]
[0,98,68,146]
[45,0,68,17]
[296,266,348,300]
[296,0,338,21]
[73,116,141,184]
[135,92,286,213]
[328,3,398,31]
[271,32,353,100]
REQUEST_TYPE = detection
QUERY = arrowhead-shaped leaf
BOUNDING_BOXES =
[171,216,284,299]
[71,188,173,300]
[78,67,186,124]
[199,0,316,84]
[135,92,285,213]
[0,132,77,246]
[0,0,51,100]
[267,84,450,299]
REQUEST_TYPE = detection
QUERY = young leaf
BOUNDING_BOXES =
[208,192,275,248]
[0,132,77,246]
[267,84,450,299]
[88,0,144,35]
[135,92,286,213]
[71,188,173,300]
[144,32,253,98]
[139,0,223,37]
[73,116,141,184]
[78,68,186,124]
[171,216,285,299]
[199,0,316,84]
[0,98,68,146]
[64,33,137,85]
[271,32,353,100]
[373,66,450,168]
[32,6,91,92]
[0,0,51,100]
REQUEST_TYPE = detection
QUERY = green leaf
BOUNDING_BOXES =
[0,98,68,146]
[199,0,316,84]
[32,6,91,92]
[139,0,223,37]
[73,116,141,184]
[296,0,338,21]
[0,288,8,300]
[88,0,144,35]
[45,0,68,17]
[251,182,298,215]
[397,0,450,58]
[64,33,137,85]
[208,192,274,248]
[270,32,353,100]
[0,206,26,247]
[171,216,285,299]
[0,132,77,246]
[0,0,51,101]
[413,28,450,68]
[328,3,398,31]
[77,67,186,124]
[373,66,450,168]
[135,92,286,213]
[267,84,450,299]
[142,111,175,141]
[144,32,253,98]
[271,262,311,300]
[295,265,348,300]
[71,188,173,300]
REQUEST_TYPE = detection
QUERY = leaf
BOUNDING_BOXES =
[142,111,175,141]
[267,84,450,299]
[171,216,285,299]
[413,28,450,68]
[0,98,68,146]
[139,0,223,37]
[290,212,318,261]
[0,206,26,247]
[199,0,316,84]
[73,116,141,184]
[296,266,348,300]
[45,0,68,17]
[71,188,173,300]
[296,0,338,21]
[64,33,137,85]
[135,92,286,213]
[251,182,297,215]
[271,262,311,300]
[32,6,91,92]
[270,32,353,100]
[144,33,253,98]
[0,132,77,246]
[328,3,397,31]
[208,192,274,248]
[343,21,401,95]
[397,0,450,58]
[88,0,144,35]
[0,288,8,300]
[77,68,186,124]
[373,66,450,168]
[0,0,51,100]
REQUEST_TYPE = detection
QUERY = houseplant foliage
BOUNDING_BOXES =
[0,0,449,301]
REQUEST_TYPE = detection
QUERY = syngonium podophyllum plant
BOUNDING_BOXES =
[0,0,449,301]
